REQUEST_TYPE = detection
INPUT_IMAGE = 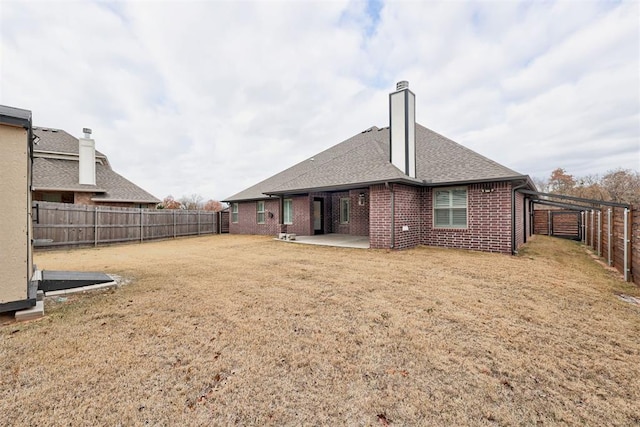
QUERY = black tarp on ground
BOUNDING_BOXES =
[39,270,112,292]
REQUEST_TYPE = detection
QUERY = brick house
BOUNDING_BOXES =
[224,82,536,254]
[31,126,160,208]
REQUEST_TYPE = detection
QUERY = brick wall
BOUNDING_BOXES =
[330,189,369,236]
[229,196,311,236]
[228,198,281,235]
[369,184,420,249]
[370,184,392,249]
[422,181,513,254]
[392,184,421,249]
[230,181,528,255]
[287,196,312,236]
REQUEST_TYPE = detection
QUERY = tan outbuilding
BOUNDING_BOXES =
[0,105,38,313]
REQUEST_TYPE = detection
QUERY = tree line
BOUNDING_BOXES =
[533,168,640,205]
[157,194,226,211]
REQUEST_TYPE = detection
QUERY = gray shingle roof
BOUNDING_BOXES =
[32,158,160,203]
[33,127,106,157]
[32,126,160,204]
[225,123,526,201]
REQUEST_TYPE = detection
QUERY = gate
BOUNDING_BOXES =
[550,211,581,240]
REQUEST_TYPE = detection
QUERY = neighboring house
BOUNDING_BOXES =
[224,81,537,254]
[31,127,160,208]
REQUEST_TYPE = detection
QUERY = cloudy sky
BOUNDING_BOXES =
[1,0,638,202]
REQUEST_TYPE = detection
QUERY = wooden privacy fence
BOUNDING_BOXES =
[533,205,638,285]
[33,202,228,249]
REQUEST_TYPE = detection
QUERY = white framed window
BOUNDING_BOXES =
[231,203,238,223]
[434,187,467,228]
[256,201,265,224]
[340,198,350,224]
[283,199,293,224]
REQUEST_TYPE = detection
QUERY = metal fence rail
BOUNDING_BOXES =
[33,201,223,249]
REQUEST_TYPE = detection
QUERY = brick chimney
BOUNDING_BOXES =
[78,128,96,185]
[389,80,416,177]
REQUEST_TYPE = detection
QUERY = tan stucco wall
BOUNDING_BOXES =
[0,124,30,303]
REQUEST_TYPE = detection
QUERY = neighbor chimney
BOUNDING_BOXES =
[389,80,416,177]
[78,128,96,185]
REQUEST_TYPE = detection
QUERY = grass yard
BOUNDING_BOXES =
[1,235,639,426]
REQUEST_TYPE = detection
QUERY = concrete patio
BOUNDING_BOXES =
[279,234,370,249]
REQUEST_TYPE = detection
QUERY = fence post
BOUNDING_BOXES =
[198,211,201,235]
[173,210,176,239]
[607,208,612,266]
[140,208,144,242]
[547,211,551,236]
[94,207,98,247]
[624,208,629,282]
[597,210,601,257]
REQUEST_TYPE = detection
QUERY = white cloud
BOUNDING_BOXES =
[1,0,637,202]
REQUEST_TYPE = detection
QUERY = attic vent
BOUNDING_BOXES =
[51,129,58,133]
[396,80,409,91]
[362,126,376,133]
[42,128,49,132]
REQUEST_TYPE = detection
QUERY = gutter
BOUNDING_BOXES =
[511,180,529,254]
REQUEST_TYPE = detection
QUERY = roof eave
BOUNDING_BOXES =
[33,150,108,159]
[427,175,532,187]
[33,186,107,193]
[263,178,423,197]
[90,197,160,204]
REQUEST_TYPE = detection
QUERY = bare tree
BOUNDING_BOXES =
[179,194,204,210]
[531,176,549,193]
[601,168,640,204]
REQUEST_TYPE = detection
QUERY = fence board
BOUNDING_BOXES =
[33,202,220,249]
[534,205,638,285]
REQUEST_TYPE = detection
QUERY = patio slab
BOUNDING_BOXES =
[280,234,370,249]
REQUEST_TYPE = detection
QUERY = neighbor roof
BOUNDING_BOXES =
[33,127,107,158]
[225,124,527,201]
[32,126,160,204]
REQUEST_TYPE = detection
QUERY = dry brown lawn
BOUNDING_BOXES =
[1,235,639,426]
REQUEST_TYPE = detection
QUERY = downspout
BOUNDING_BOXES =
[386,182,395,249]
[523,196,528,243]
[511,180,528,255]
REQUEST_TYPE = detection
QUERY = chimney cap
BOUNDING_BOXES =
[396,81,409,91]
[82,128,92,138]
